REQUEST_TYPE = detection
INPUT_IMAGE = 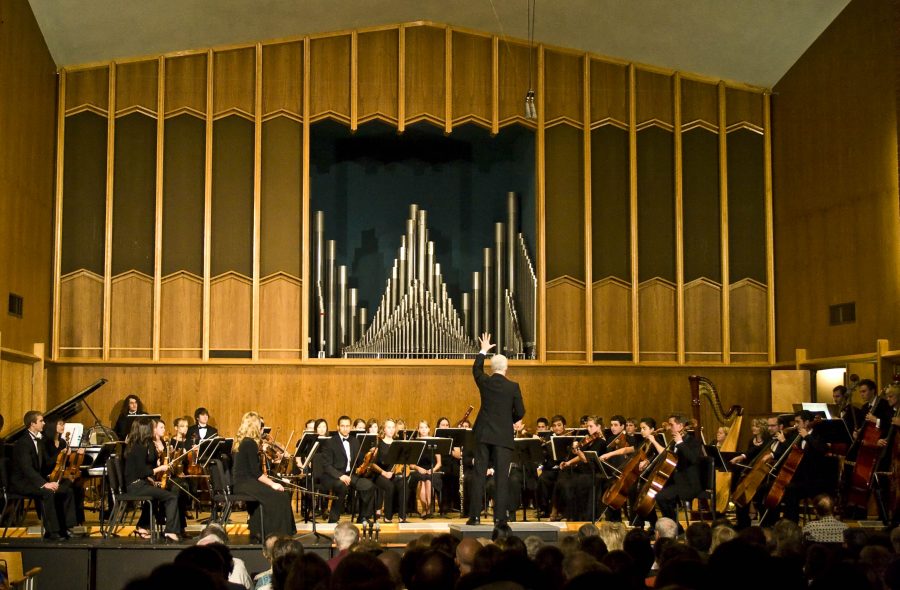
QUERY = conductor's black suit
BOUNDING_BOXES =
[468,353,526,524]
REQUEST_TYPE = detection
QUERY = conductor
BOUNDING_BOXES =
[467,333,526,527]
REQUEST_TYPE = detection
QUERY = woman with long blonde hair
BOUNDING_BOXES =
[231,412,295,540]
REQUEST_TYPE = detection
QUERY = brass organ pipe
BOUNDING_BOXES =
[472,271,481,339]
[314,211,326,356]
[417,210,427,284]
[398,243,407,301]
[326,240,337,357]
[427,241,435,295]
[507,192,517,296]
[494,222,505,354]
[349,288,358,346]
[483,247,492,344]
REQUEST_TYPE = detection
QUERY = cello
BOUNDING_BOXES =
[632,439,678,517]
[731,442,776,508]
[762,417,821,510]
[845,395,889,510]
[602,432,661,510]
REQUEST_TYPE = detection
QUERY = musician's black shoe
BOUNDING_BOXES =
[249,534,262,544]
[42,532,63,541]
[465,517,481,525]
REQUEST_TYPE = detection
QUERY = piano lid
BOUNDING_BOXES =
[4,378,107,442]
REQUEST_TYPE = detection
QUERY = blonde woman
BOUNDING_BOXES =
[410,420,442,518]
[232,412,295,540]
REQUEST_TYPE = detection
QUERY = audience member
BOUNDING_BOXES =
[802,494,848,544]
[329,522,360,571]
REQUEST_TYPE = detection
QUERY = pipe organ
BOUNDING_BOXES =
[312,194,537,359]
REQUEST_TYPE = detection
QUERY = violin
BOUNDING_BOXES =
[186,433,204,476]
[49,432,71,482]
[156,437,170,488]
[356,446,379,476]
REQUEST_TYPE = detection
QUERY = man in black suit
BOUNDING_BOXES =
[9,411,77,540]
[319,416,375,523]
[859,379,893,440]
[467,332,526,527]
[781,410,833,522]
[653,413,702,526]
[186,407,219,444]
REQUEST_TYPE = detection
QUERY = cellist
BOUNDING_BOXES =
[649,413,702,528]
[597,415,638,522]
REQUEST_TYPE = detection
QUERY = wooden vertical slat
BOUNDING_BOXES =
[537,44,546,362]
[583,55,592,362]
[152,57,164,361]
[398,26,406,132]
[674,74,685,364]
[764,92,775,364]
[52,72,67,360]
[252,44,262,360]
[445,28,452,134]
[301,37,311,361]
[102,64,116,360]
[628,65,639,362]
[718,82,731,365]
[350,32,358,131]
[491,36,499,135]
[203,51,213,361]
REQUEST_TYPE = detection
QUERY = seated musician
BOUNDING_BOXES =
[833,385,862,437]
[231,411,295,539]
[729,417,770,529]
[555,415,606,521]
[352,418,367,432]
[186,407,219,443]
[369,418,406,523]
[319,415,376,523]
[409,420,442,518]
[628,417,665,527]
[366,419,380,435]
[625,418,638,438]
[10,411,77,540]
[150,418,188,532]
[435,416,460,515]
[778,410,832,523]
[650,413,702,527]
[42,416,85,525]
[114,394,146,440]
[875,384,900,524]
[748,414,796,527]
[493,422,539,520]
[536,417,550,432]
[123,417,182,541]
[170,416,191,453]
[537,414,568,519]
[598,415,638,522]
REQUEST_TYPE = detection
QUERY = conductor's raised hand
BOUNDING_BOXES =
[478,332,495,353]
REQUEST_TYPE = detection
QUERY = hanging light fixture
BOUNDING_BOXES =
[524,0,537,120]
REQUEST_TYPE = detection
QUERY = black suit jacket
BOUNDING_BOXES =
[186,424,219,442]
[670,433,703,495]
[861,399,894,438]
[320,433,362,480]
[10,434,49,493]
[472,353,525,449]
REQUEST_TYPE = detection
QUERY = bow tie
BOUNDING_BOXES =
[341,437,349,442]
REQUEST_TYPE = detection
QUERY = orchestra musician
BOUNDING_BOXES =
[833,385,862,435]
[597,415,638,522]
[151,418,188,532]
[319,415,376,523]
[10,411,77,540]
[369,418,406,523]
[186,407,218,443]
[231,412,295,540]
[435,416,461,515]
[729,417,771,529]
[648,413,703,527]
[537,414,568,519]
[123,417,182,541]
[536,417,550,432]
[627,417,667,526]
[114,394,146,440]
[466,332,526,527]
[555,415,606,521]
[409,420,442,518]
[41,416,85,525]
[777,410,832,523]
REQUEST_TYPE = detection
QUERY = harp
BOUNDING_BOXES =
[690,375,743,513]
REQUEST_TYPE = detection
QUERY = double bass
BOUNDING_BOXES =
[845,395,890,510]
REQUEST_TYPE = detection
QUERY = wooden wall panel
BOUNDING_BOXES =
[262,41,303,118]
[498,42,535,127]
[65,66,109,113]
[451,31,491,127]
[160,272,202,358]
[681,79,718,129]
[404,25,446,126]
[0,0,56,353]
[214,48,255,117]
[639,279,676,360]
[592,278,631,353]
[590,59,628,126]
[730,279,767,355]
[210,273,252,350]
[58,271,103,358]
[544,50,583,127]
[0,358,40,437]
[164,54,207,116]
[684,279,722,361]
[310,35,351,123]
[49,363,772,448]
[726,87,763,129]
[109,271,152,358]
[635,69,673,127]
[259,274,302,359]
[546,278,585,360]
[357,29,399,124]
[115,60,158,115]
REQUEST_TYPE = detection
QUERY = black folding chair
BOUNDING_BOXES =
[105,455,159,541]
[208,459,264,539]
[0,458,37,538]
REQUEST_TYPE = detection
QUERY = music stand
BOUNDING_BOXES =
[199,437,232,468]
[536,431,552,442]
[296,439,331,542]
[90,442,119,536]
[702,444,729,520]
[580,450,603,522]
[353,433,379,463]
[417,437,452,516]
[570,429,588,437]
[550,436,577,462]
[384,440,426,523]
[512,438,543,522]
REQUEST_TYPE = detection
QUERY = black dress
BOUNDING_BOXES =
[371,439,406,520]
[232,437,295,537]
[123,441,182,534]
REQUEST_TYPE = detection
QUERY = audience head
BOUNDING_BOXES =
[622,529,654,578]
[578,536,607,562]
[196,522,229,545]
[812,493,836,517]
[576,523,599,539]
[285,553,331,590]
[408,549,459,590]
[334,522,360,551]
[377,551,402,590]
[523,535,545,560]
[455,538,481,575]
[686,522,712,553]
[597,522,626,551]
[332,552,394,590]
[655,517,679,540]
[710,524,737,553]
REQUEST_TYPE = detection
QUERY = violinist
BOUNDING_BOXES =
[319,416,376,523]
[369,418,406,522]
[536,417,550,432]
[152,418,188,531]
[41,417,86,525]
[186,407,218,442]
[366,419,380,435]
[231,412,295,540]
[352,418,367,432]
[10,411,77,540]
[650,414,702,527]
[625,418,638,438]
[536,414,568,519]
[171,416,191,453]
[555,415,606,521]
[123,417,182,541]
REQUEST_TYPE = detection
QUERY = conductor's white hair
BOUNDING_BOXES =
[490,354,508,372]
